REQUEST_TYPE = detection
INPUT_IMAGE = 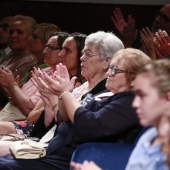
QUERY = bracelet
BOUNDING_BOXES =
[59,90,69,99]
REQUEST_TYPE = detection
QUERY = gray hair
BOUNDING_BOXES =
[85,31,124,60]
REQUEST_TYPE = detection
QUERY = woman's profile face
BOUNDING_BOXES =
[132,72,167,127]
[80,43,107,80]
[105,57,130,94]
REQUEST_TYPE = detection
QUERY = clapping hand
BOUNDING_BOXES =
[154,29,170,59]
[111,7,138,47]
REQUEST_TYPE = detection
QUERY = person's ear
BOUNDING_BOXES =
[103,57,111,71]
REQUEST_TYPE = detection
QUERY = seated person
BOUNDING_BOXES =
[0,14,37,107]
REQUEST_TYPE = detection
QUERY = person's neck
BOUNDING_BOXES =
[33,52,44,65]
[86,73,107,90]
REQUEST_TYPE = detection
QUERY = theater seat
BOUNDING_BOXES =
[70,127,151,170]
[70,142,134,170]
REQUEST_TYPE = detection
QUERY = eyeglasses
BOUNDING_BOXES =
[82,50,100,58]
[0,23,9,31]
[156,11,170,22]
[45,44,61,52]
[108,64,127,76]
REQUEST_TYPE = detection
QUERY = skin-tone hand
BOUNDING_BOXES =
[0,67,20,96]
[0,67,20,88]
[111,8,138,47]
[140,27,156,60]
[31,63,77,96]
[71,161,102,170]
[111,8,127,34]
[154,29,170,58]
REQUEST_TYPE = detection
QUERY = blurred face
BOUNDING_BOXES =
[0,17,12,45]
[80,43,107,80]
[58,37,78,76]
[28,32,46,55]
[105,57,130,93]
[132,73,167,127]
[152,5,170,34]
[43,36,61,68]
[8,20,30,51]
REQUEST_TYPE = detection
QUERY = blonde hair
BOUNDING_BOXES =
[139,59,170,95]
[34,23,61,43]
[113,48,151,83]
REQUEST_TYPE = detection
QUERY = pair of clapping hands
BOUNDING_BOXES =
[31,63,77,99]
[140,28,170,59]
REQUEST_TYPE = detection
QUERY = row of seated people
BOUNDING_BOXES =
[0,4,169,170]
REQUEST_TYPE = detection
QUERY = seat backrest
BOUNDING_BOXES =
[70,142,134,170]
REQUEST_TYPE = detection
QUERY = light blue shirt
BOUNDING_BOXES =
[125,127,169,170]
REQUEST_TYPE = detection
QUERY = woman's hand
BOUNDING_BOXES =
[154,29,170,59]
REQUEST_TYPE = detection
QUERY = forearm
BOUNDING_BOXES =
[60,91,81,123]
[58,99,70,121]
[44,105,55,128]
[8,82,34,116]
[27,99,44,124]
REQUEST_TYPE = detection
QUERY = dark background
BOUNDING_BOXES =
[0,1,162,35]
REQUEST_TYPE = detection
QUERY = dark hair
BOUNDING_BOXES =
[70,32,87,82]
[53,31,70,49]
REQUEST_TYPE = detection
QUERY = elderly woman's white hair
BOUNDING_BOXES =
[85,31,124,61]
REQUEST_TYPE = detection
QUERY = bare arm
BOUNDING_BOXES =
[27,98,44,124]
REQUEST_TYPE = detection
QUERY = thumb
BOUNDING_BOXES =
[69,76,77,91]
[71,76,77,84]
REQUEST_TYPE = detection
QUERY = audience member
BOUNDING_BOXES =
[0,14,37,107]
